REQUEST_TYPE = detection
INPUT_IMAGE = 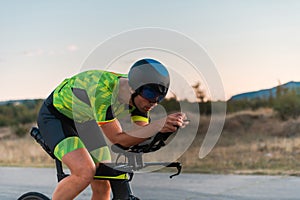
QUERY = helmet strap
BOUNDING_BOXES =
[130,92,139,109]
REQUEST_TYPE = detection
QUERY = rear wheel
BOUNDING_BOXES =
[18,192,50,200]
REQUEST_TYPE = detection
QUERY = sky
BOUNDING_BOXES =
[1,0,300,101]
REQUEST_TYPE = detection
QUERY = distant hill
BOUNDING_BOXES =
[0,99,41,106]
[230,81,300,101]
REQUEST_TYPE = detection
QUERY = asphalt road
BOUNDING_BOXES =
[1,167,300,200]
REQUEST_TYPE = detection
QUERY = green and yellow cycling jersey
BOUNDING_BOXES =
[52,70,149,125]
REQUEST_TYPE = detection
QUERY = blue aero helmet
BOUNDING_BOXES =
[128,58,170,103]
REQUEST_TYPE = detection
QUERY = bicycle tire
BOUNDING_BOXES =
[18,192,50,200]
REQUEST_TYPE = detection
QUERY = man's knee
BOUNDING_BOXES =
[80,165,96,183]
[91,180,111,193]
[62,148,97,184]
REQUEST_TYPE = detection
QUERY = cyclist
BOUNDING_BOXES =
[37,58,187,200]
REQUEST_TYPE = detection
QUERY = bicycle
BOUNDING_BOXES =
[18,127,182,200]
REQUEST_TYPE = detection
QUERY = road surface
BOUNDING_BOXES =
[1,167,300,200]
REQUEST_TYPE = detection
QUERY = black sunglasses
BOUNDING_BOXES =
[138,85,167,103]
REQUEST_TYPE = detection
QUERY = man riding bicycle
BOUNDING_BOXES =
[37,58,187,200]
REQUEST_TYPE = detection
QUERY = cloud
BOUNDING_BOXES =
[66,44,79,52]
[22,44,79,57]
[23,49,44,57]
[21,44,79,57]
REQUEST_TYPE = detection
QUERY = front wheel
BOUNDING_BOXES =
[18,192,50,200]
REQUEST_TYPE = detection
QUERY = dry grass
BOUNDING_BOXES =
[0,132,54,167]
[2,109,300,176]
[178,109,300,175]
[181,136,300,175]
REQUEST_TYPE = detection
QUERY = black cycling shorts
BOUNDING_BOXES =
[37,92,110,162]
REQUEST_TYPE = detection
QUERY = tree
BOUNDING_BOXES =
[192,82,207,103]
[273,89,300,120]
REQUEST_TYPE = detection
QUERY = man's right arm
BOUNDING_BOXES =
[100,119,147,147]
[100,112,187,148]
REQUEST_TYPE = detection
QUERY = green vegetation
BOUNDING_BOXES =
[0,99,43,137]
[227,85,300,120]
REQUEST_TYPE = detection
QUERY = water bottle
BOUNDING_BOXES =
[30,127,55,159]
[30,127,43,144]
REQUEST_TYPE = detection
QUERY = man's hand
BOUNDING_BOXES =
[160,112,189,133]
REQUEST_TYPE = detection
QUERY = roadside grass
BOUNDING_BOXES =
[179,109,300,175]
[181,135,300,175]
[0,132,54,167]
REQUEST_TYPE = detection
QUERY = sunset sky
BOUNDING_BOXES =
[1,0,300,101]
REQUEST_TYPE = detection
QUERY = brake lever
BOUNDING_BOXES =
[166,162,182,178]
